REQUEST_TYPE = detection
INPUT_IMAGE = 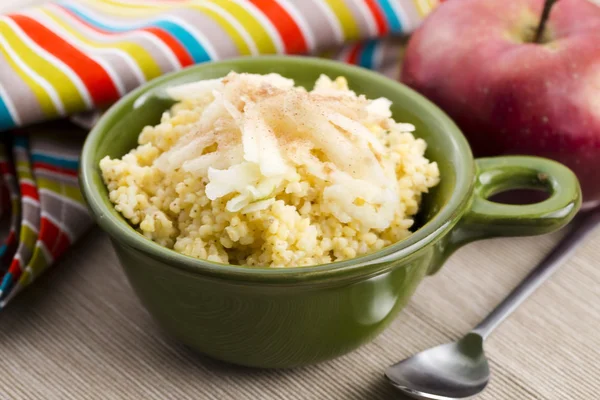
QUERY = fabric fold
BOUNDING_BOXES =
[0,0,437,130]
[0,123,94,307]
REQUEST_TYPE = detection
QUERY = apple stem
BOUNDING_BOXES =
[534,0,559,43]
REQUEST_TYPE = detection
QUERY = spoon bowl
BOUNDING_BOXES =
[385,333,489,399]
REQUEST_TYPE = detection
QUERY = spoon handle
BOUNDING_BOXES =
[472,208,600,340]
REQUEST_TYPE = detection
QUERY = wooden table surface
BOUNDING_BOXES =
[1,1,600,399]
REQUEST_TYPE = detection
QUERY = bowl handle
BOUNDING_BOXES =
[429,156,581,275]
[462,156,581,238]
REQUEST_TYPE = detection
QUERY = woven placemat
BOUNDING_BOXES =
[1,227,599,400]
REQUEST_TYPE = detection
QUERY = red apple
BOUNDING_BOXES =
[401,0,600,207]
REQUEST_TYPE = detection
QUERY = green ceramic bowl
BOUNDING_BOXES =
[80,56,581,368]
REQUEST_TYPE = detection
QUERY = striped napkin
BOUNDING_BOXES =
[0,0,440,307]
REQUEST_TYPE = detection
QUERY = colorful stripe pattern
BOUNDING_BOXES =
[0,0,440,131]
[0,135,39,301]
[0,0,442,307]
[0,123,93,306]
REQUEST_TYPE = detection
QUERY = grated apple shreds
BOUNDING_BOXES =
[100,72,440,267]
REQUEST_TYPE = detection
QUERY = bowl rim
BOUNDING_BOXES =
[80,55,475,284]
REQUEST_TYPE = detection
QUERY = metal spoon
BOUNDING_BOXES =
[385,208,600,399]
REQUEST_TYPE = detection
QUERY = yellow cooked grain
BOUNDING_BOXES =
[100,74,440,267]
